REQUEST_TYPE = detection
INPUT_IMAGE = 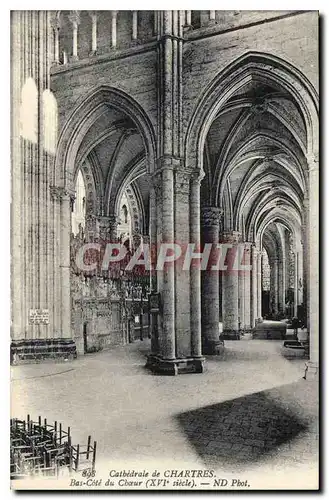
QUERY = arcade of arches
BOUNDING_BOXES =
[11,11,319,378]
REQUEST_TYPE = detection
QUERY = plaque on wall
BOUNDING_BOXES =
[28,309,49,325]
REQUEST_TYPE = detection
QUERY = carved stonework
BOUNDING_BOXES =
[68,10,81,27]
[307,152,319,168]
[201,206,222,227]
[250,98,269,116]
[221,231,242,244]
[50,186,74,203]
[175,171,190,197]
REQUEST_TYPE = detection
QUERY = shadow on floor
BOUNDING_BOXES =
[176,384,310,470]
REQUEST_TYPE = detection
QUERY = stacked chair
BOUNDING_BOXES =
[10,415,96,479]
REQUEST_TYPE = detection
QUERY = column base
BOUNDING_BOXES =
[303,361,319,380]
[241,328,253,334]
[202,338,225,355]
[241,328,253,339]
[222,329,241,340]
[145,354,205,375]
[10,338,77,364]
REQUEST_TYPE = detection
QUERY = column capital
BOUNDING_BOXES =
[51,17,61,31]
[175,170,191,196]
[156,155,183,172]
[190,169,205,184]
[201,206,223,227]
[68,10,81,27]
[97,215,118,228]
[307,151,319,169]
[221,230,242,243]
[89,10,98,21]
[50,186,74,203]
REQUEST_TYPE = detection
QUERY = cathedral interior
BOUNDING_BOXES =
[10,10,319,486]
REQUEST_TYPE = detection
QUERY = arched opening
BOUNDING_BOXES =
[261,247,270,318]
[71,170,86,236]
[188,53,317,348]
[55,86,156,354]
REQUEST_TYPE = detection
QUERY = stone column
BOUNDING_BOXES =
[272,258,279,316]
[68,11,80,61]
[294,251,298,317]
[243,243,252,332]
[201,207,222,352]
[160,165,175,360]
[257,250,262,320]
[149,184,158,356]
[111,11,118,49]
[132,11,138,44]
[297,249,303,310]
[222,231,241,340]
[208,11,217,25]
[146,12,203,375]
[59,188,73,338]
[52,18,60,64]
[174,168,191,358]
[305,153,319,379]
[238,248,245,332]
[89,11,98,55]
[190,174,202,358]
[108,216,118,242]
[251,244,258,327]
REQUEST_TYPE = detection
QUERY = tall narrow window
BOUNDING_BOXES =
[117,192,132,246]
[262,248,271,291]
[42,89,58,155]
[72,170,86,236]
[19,77,38,143]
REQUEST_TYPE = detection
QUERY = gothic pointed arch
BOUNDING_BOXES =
[54,85,156,191]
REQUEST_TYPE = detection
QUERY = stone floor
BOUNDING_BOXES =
[11,339,319,490]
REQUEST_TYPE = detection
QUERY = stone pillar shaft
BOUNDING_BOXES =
[201,207,222,353]
[54,26,60,63]
[251,245,258,327]
[161,167,175,360]
[111,11,117,48]
[89,12,97,53]
[257,250,262,319]
[68,11,80,59]
[60,191,72,338]
[190,176,202,357]
[294,252,299,317]
[305,153,319,379]
[222,231,241,339]
[132,11,138,40]
[243,243,252,330]
[238,257,245,330]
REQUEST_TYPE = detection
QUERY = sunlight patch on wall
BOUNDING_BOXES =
[19,77,38,143]
[72,170,86,236]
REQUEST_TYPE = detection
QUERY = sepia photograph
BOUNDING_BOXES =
[9,5,319,491]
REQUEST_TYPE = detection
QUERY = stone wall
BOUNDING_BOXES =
[51,11,318,153]
[182,11,318,138]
